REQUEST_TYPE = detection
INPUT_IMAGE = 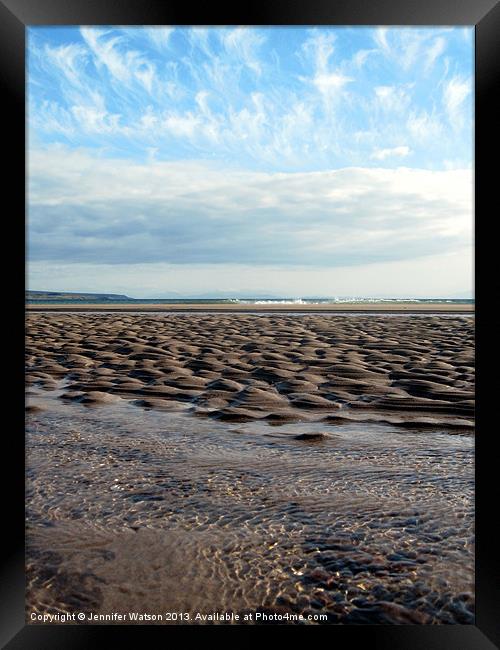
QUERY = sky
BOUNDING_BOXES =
[27,26,474,298]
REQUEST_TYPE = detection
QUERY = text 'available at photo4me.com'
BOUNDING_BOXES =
[30,610,328,624]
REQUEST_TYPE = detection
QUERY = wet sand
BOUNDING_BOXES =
[25,313,475,624]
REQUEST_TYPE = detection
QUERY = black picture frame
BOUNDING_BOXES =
[2,0,499,646]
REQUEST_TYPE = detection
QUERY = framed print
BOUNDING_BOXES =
[1,0,499,647]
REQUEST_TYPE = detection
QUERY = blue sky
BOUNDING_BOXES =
[27,26,474,298]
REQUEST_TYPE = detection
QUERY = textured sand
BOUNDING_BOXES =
[26,313,474,429]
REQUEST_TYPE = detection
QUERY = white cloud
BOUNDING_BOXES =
[298,32,353,113]
[187,27,212,58]
[70,104,121,133]
[162,112,201,138]
[407,110,443,142]
[374,85,412,113]
[443,76,472,129]
[219,27,265,76]
[371,146,411,160]
[30,100,76,137]
[373,28,452,72]
[144,27,174,52]
[28,147,473,269]
[313,72,353,93]
[352,49,375,68]
[443,76,471,113]
[424,37,446,72]
[80,28,129,82]
[373,28,389,53]
[80,27,157,93]
[43,42,89,89]
[301,31,336,74]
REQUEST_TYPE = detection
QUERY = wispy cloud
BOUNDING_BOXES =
[373,27,450,72]
[373,85,412,113]
[219,27,266,76]
[80,27,156,92]
[28,26,473,171]
[371,146,411,160]
[42,42,89,89]
[406,110,443,143]
[443,75,472,130]
[143,26,174,52]
[424,37,446,72]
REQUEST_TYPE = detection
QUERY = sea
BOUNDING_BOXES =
[26,296,474,305]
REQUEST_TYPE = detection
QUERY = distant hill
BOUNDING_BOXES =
[26,291,132,302]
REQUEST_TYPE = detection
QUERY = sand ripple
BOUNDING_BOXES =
[25,313,474,624]
[26,314,474,430]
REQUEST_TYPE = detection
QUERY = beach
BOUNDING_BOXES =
[26,312,475,624]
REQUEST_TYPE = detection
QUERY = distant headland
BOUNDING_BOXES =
[26,290,132,302]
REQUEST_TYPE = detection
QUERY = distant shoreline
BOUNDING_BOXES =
[26,302,474,313]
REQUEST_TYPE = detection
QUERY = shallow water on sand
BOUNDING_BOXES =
[26,388,474,625]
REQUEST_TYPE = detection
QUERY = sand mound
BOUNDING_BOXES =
[25,313,474,428]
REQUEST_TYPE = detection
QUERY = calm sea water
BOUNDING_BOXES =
[27,297,474,305]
